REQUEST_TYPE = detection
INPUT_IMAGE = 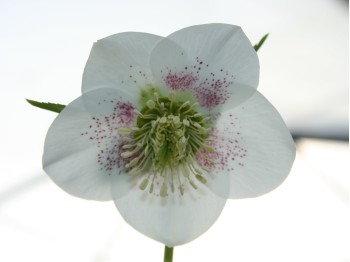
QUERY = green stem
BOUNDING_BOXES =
[164,246,174,262]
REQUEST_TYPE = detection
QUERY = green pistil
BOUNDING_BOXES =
[119,91,212,197]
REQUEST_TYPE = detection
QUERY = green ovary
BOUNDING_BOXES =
[119,90,212,197]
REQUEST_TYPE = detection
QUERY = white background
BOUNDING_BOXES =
[0,0,348,261]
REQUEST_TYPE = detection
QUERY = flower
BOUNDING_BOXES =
[43,24,296,247]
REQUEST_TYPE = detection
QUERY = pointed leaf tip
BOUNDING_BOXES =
[254,33,269,52]
[26,99,66,113]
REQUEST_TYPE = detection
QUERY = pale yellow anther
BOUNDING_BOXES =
[198,127,208,134]
[181,164,190,178]
[195,175,207,184]
[122,144,135,149]
[179,136,187,145]
[172,116,180,124]
[160,183,168,197]
[168,91,176,101]
[183,119,190,126]
[139,179,149,190]
[149,183,154,194]
[154,92,159,101]
[203,146,214,153]
[193,123,202,129]
[121,151,133,158]
[146,100,155,109]
[118,128,132,134]
[175,130,184,137]
[125,156,140,168]
[190,102,199,109]
[202,117,210,122]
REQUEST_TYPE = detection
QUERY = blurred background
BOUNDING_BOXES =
[0,0,348,261]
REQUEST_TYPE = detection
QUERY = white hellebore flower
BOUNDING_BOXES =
[43,24,295,247]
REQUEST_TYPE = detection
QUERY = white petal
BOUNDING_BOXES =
[211,92,296,198]
[113,182,226,246]
[150,23,259,111]
[43,88,139,201]
[194,154,231,199]
[82,32,162,94]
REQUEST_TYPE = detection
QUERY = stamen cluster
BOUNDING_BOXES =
[118,92,212,197]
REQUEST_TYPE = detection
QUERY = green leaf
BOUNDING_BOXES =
[254,33,269,52]
[26,99,66,113]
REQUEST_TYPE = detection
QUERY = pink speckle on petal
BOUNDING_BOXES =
[81,99,136,174]
[195,79,232,109]
[119,65,149,85]
[164,71,198,91]
[161,57,234,109]
[195,114,247,174]
[115,101,135,127]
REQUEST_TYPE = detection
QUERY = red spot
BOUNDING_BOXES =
[81,98,136,173]
[164,72,198,91]
[115,101,135,127]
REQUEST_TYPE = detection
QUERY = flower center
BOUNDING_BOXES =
[118,91,213,197]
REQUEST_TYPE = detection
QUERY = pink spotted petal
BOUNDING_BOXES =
[150,24,259,112]
[43,88,139,201]
[203,91,296,199]
[149,37,198,94]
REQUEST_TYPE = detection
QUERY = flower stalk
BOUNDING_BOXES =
[164,246,174,262]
